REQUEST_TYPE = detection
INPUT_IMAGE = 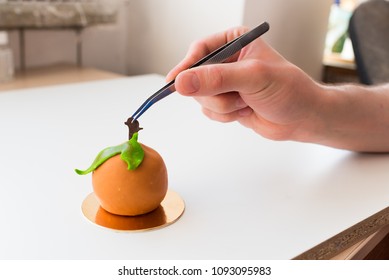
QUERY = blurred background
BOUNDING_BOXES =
[0,0,372,86]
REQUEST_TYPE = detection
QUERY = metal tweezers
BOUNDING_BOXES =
[130,21,269,122]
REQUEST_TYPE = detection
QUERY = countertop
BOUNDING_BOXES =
[1,74,388,259]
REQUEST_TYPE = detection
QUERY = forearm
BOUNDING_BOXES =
[306,83,389,152]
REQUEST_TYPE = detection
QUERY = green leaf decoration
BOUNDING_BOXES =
[75,132,144,175]
[120,132,144,170]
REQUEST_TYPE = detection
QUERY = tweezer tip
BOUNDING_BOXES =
[125,116,137,125]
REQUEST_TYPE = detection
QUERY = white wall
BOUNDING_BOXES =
[79,3,130,75]
[128,0,332,79]
[125,0,245,75]
[243,0,332,80]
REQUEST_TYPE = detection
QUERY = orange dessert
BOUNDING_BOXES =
[76,118,168,216]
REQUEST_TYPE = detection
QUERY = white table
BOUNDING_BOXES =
[1,74,388,260]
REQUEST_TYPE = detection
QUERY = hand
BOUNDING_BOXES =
[166,26,322,141]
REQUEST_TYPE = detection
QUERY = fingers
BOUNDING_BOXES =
[193,92,253,123]
[202,106,254,123]
[195,92,247,114]
[166,26,249,82]
[166,41,210,82]
[174,57,271,124]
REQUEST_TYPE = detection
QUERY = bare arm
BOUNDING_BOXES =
[167,26,389,152]
[311,83,389,152]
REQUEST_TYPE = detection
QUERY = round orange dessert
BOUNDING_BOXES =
[75,117,168,217]
[92,144,168,216]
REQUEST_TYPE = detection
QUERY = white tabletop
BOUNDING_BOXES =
[1,74,388,260]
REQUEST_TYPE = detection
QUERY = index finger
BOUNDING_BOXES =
[166,26,249,82]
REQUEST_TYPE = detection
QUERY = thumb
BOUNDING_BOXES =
[175,60,267,97]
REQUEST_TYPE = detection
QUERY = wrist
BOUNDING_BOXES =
[286,81,329,145]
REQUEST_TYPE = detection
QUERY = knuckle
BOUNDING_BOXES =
[206,66,224,92]
[188,40,210,57]
[246,60,266,74]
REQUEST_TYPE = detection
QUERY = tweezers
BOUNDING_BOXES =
[130,21,269,122]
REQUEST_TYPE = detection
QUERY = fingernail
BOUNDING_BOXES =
[181,72,200,94]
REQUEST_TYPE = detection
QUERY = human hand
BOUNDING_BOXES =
[166,26,322,142]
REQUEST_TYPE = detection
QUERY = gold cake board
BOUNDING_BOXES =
[82,190,185,232]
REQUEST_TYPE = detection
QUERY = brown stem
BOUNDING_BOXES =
[124,117,143,140]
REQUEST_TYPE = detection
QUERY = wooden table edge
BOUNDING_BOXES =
[293,206,389,260]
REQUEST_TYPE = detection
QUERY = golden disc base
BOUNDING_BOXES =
[81,190,185,232]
